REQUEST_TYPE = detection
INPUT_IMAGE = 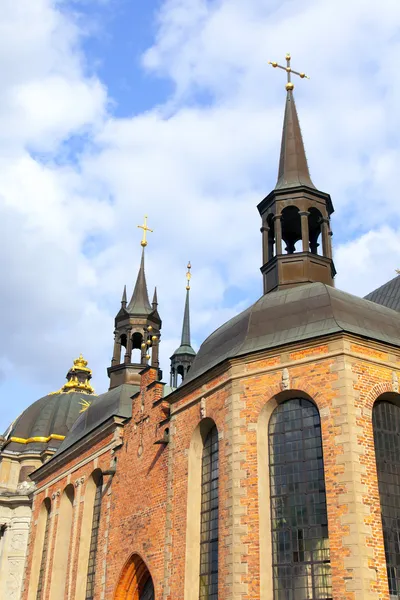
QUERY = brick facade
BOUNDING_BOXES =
[22,334,399,599]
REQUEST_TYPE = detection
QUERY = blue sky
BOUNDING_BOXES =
[1,0,400,432]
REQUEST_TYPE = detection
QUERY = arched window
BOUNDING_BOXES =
[49,485,74,600]
[27,498,51,600]
[373,400,400,596]
[269,398,331,599]
[199,425,219,600]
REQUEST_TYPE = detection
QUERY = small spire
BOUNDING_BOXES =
[127,248,152,315]
[152,287,158,308]
[175,263,195,354]
[268,53,315,190]
[121,285,127,306]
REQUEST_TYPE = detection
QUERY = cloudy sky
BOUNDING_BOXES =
[1,0,400,432]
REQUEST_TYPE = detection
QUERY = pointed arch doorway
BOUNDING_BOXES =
[114,554,155,600]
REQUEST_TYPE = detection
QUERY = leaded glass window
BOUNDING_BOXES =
[36,500,51,600]
[85,475,103,600]
[373,400,400,598]
[199,425,219,600]
[269,399,332,600]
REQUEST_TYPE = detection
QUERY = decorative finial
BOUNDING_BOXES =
[137,215,153,248]
[396,269,400,275]
[74,354,89,370]
[186,262,192,291]
[268,53,310,91]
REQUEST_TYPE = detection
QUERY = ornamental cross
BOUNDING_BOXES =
[137,215,153,247]
[268,53,310,91]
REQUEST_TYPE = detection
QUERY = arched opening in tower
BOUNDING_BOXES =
[131,332,143,364]
[308,207,323,255]
[281,206,301,254]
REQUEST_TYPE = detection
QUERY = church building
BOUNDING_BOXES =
[3,54,400,600]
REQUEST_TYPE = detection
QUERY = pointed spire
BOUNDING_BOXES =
[275,89,315,190]
[127,248,152,315]
[121,285,127,307]
[268,53,314,190]
[172,262,195,356]
[152,287,158,309]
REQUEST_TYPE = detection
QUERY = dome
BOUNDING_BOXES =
[2,392,91,455]
[1,354,96,456]
[183,282,400,385]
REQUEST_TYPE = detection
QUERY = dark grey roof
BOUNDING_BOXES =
[365,275,400,312]
[55,383,139,455]
[2,392,88,455]
[182,282,400,386]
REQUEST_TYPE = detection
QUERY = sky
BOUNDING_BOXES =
[1,0,400,432]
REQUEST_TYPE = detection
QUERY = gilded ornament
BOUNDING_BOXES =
[268,53,310,91]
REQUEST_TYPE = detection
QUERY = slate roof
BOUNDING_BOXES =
[182,282,400,386]
[365,275,400,312]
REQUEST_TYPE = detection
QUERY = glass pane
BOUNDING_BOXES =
[269,399,332,600]
[199,426,219,600]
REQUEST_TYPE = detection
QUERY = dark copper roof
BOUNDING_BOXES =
[2,392,88,455]
[275,91,315,190]
[182,282,400,385]
[365,275,400,312]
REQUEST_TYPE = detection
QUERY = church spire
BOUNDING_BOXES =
[170,263,196,388]
[269,54,314,190]
[258,54,335,294]
[108,216,162,389]
[275,89,315,190]
[126,248,152,315]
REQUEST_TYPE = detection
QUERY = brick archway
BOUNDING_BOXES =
[114,554,154,600]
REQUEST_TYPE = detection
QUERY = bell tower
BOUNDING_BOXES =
[108,216,161,389]
[258,54,336,294]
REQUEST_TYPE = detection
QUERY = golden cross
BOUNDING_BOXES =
[186,262,192,291]
[268,53,309,91]
[137,215,153,247]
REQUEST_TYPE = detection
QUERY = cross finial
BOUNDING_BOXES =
[137,215,153,247]
[268,53,310,91]
[186,262,192,291]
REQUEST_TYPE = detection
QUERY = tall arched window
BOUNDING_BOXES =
[269,398,331,599]
[373,400,400,596]
[199,425,219,600]
[49,485,74,600]
[85,472,103,599]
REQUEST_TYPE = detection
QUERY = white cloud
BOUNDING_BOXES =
[1,0,400,431]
